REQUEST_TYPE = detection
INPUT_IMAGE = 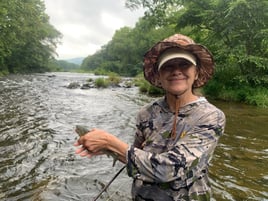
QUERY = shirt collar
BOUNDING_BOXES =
[155,96,207,113]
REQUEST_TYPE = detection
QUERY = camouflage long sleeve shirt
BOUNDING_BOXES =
[126,97,225,201]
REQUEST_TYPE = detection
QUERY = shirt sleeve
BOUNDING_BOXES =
[127,108,225,183]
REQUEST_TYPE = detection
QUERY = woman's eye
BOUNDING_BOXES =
[180,63,190,68]
[162,63,191,71]
[162,65,174,70]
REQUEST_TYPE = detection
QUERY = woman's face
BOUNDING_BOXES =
[158,59,198,96]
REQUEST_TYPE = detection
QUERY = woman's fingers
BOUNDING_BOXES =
[75,146,86,154]
[74,141,81,146]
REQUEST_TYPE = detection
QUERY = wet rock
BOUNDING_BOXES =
[66,82,80,89]
[119,79,134,88]
[81,83,94,89]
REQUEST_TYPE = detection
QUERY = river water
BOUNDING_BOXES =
[0,72,267,201]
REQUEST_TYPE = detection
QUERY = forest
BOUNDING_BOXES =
[1,0,268,107]
[0,0,62,74]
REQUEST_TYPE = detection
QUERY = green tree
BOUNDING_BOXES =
[81,48,107,72]
[126,0,181,26]
[0,0,61,74]
[81,18,175,77]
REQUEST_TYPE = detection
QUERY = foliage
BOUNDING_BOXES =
[93,73,122,88]
[46,58,62,72]
[245,88,268,108]
[0,0,61,74]
[125,0,182,26]
[94,77,109,88]
[81,19,174,77]
[204,82,268,108]
[124,0,268,107]
[55,60,80,71]
[107,72,122,86]
[141,81,165,96]
[134,73,164,95]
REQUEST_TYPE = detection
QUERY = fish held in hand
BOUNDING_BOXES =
[75,125,119,166]
[75,125,91,137]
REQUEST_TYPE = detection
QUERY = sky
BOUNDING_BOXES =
[43,0,144,60]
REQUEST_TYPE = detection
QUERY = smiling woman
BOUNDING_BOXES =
[158,58,198,98]
[75,33,226,201]
[43,0,144,60]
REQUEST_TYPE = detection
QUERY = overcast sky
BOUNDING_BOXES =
[43,0,144,60]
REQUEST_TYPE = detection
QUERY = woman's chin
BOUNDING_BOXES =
[167,87,188,96]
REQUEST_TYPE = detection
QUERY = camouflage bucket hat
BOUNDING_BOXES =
[143,34,215,88]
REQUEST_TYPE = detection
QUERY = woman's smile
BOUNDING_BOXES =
[167,75,187,81]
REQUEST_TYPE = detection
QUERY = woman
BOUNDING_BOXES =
[75,34,226,200]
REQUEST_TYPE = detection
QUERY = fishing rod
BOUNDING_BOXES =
[92,165,126,201]
[74,125,126,200]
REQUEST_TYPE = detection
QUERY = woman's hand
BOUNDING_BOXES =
[74,128,129,163]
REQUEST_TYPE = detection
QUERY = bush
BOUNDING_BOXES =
[0,70,9,77]
[203,79,223,98]
[134,76,164,96]
[245,88,268,108]
[94,77,109,88]
[107,72,121,86]
[87,78,94,82]
[204,82,268,108]
[94,69,110,75]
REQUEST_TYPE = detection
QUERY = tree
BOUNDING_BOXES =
[126,0,184,26]
[0,0,61,74]
[81,18,175,77]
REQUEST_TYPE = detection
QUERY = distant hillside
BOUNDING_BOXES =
[56,60,80,71]
[65,57,85,65]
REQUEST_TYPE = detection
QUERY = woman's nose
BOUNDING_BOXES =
[170,66,182,74]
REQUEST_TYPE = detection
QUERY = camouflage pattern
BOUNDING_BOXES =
[127,97,225,201]
[143,34,214,88]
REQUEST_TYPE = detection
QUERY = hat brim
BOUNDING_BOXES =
[158,49,197,70]
[143,41,214,88]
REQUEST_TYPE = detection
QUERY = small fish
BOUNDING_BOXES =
[75,125,92,137]
[75,125,119,167]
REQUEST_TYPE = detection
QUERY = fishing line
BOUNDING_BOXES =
[92,165,126,201]
[105,179,130,201]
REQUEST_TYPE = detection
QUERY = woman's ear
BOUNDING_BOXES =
[195,74,198,80]
[195,67,199,80]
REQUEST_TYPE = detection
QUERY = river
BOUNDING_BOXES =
[0,72,267,201]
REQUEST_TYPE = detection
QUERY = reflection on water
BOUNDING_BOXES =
[0,73,267,201]
[210,101,268,201]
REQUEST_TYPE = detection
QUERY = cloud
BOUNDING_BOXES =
[44,0,144,59]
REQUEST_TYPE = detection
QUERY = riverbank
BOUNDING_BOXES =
[1,71,268,108]
[203,79,268,108]
[79,72,268,108]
